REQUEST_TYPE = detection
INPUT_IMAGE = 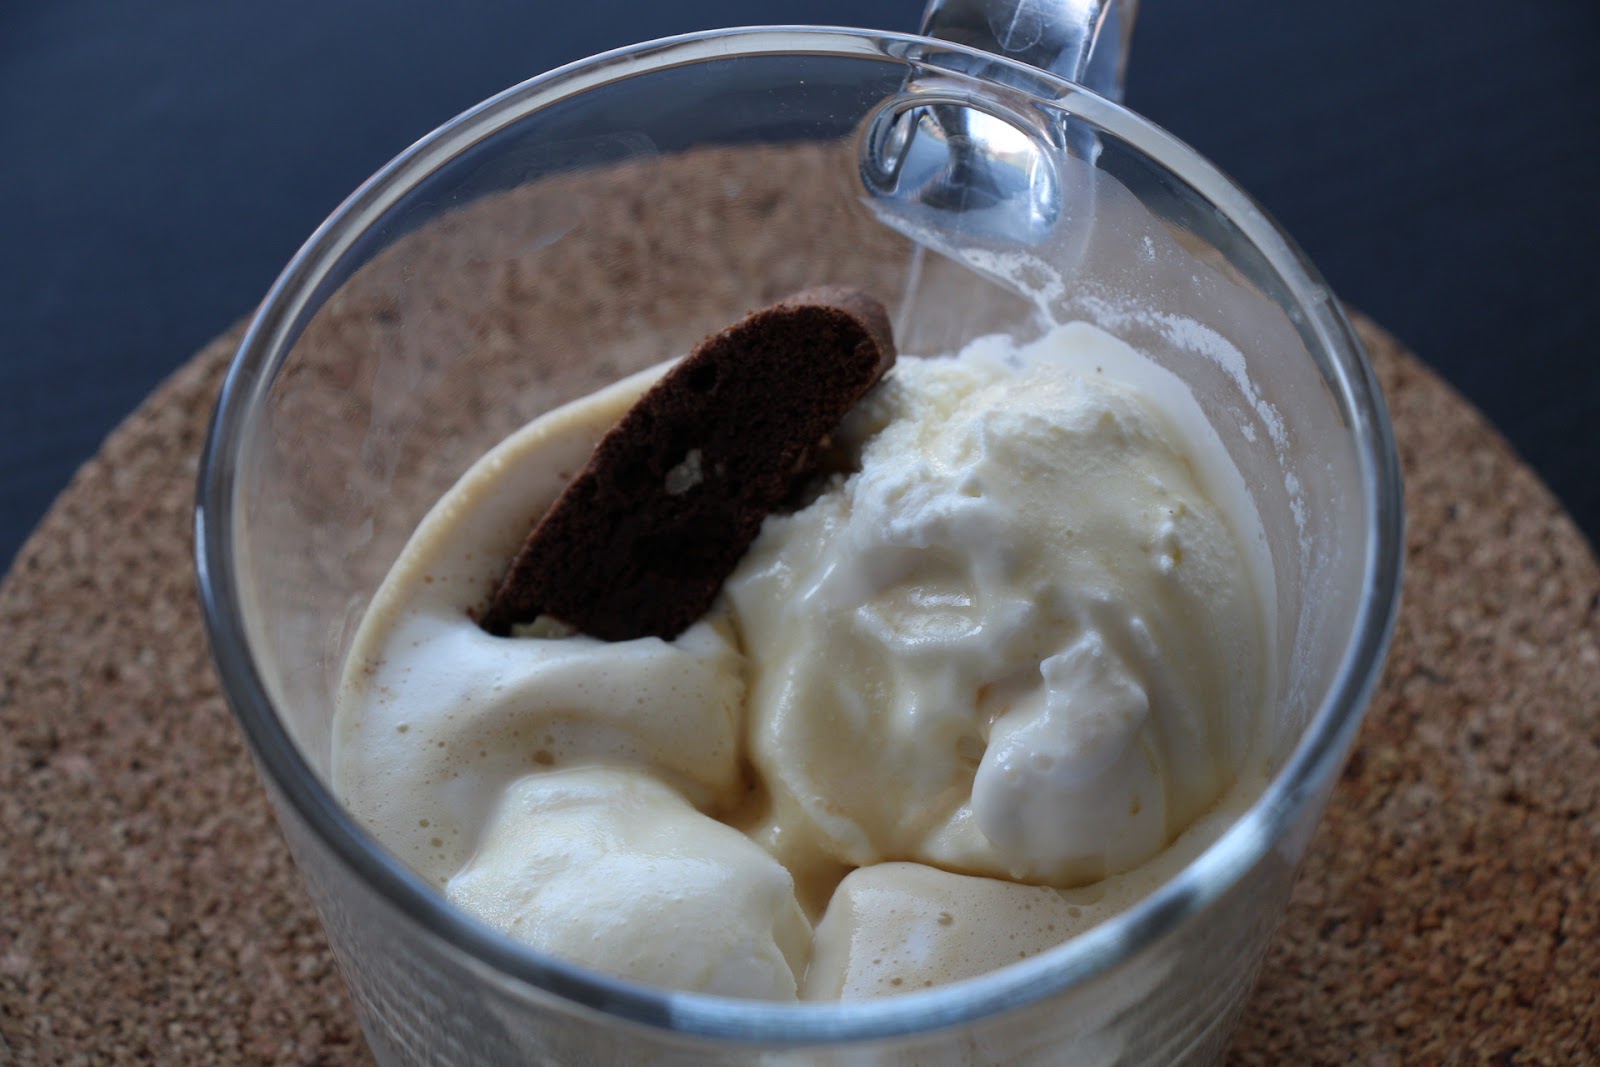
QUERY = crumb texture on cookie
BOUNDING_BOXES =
[480,286,896,641]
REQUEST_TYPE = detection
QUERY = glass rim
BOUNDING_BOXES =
[195,24,1405,1044]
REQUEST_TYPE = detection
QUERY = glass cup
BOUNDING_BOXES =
[196,11,1403,1066]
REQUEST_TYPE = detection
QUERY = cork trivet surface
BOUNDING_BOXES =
[2,146,1598,1066]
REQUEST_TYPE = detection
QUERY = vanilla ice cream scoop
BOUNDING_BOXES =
[448,766,811,999]
[803,862,1103,999]
[333,365,751,887]
[726,322,1271,885]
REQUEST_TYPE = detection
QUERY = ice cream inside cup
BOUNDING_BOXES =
[330,308,1281,999]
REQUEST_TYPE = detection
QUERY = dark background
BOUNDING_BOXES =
[3,0,1597,572]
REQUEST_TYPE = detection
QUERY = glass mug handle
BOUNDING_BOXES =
[861,0,1137,266]
[918,0,1138,100]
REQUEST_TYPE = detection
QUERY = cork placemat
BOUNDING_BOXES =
[3,159,1598,1064]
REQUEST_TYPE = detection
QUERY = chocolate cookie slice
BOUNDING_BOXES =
[479,286,896,641]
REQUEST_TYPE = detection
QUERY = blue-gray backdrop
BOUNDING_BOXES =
[3,0,1597,567]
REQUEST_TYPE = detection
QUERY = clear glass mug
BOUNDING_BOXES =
[196,2,1403,1063]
